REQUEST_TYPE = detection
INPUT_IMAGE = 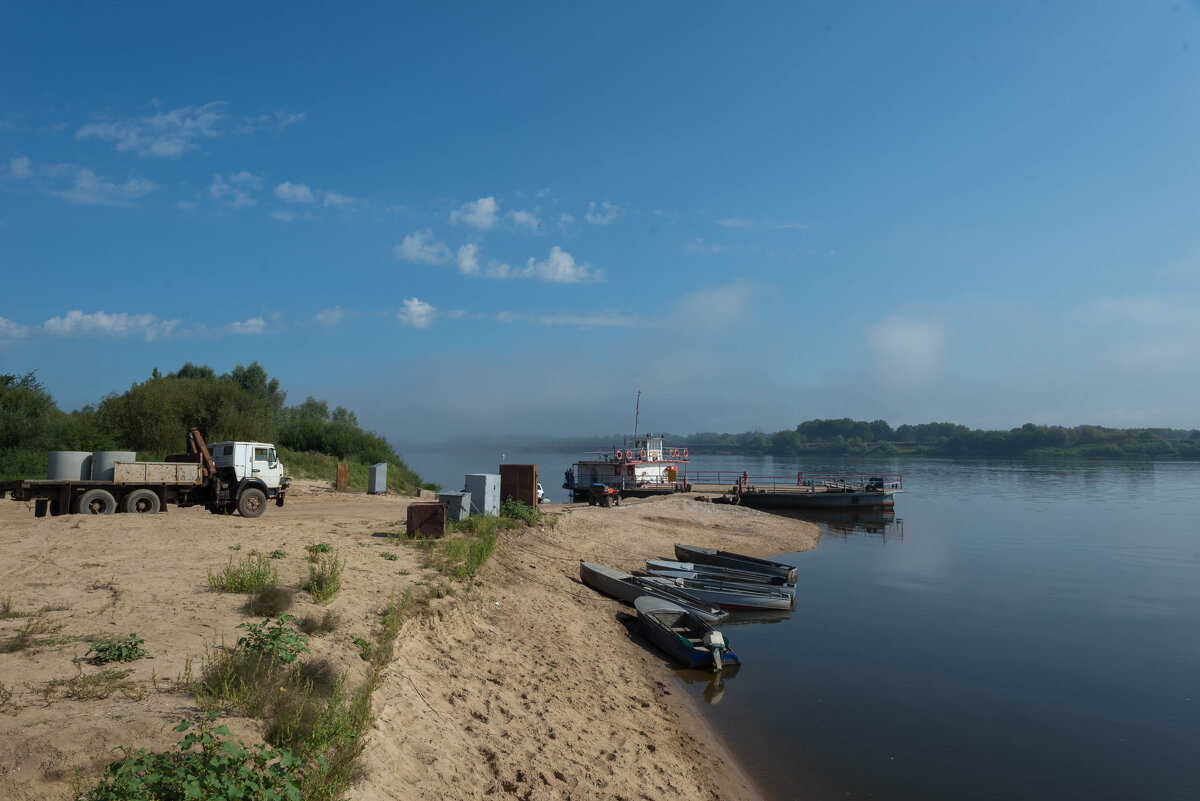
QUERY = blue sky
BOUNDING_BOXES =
[2,2,1199,441]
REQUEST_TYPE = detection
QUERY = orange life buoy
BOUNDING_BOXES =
[639,449,647,460]
[670,448,679,458]
[626,450,634,461]
[682,449,689,459]
[614,448,623,460]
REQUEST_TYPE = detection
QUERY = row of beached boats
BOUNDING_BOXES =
[580,543,799,671]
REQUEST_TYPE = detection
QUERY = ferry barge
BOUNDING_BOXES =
[563,435,690,502]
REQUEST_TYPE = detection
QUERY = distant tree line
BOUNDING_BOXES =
[456,418,1200,460]
[0,364,420,484]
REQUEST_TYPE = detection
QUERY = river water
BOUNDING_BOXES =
[401,449,1200,800]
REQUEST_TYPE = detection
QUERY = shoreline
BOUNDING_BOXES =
[0,486,817,801]
[352,492,819,800]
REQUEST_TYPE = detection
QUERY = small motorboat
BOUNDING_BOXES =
[645,559,796,595]
[635,596,740,671]
[674,543,798,584]
[579,561,729,624]
[640,574,795,611]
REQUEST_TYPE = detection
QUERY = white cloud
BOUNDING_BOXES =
[535,187,551,198]
[315,306,358,327]
[519,246,600,282]
[668,282,759,330]
[8,155,33,180]
[394,229,450,264]
[76,102,227,158]
[43,310,178,340]
[716,216,807,230]
[397,298,437,329]
[224,317,266,335]
[585,201,621,224]
[176,200,197,211]
[0,316,30,339]
[508,209,540,231]
[237,110,306,135]
[274,181,315,203]
[868,317,947,381]
[323,191,354,209]
[54,169,157,206]
[271,210,294,223]
[209,172,260,208]
[457,243,481,276]
[537,311,643,328]
[450,196,499,229]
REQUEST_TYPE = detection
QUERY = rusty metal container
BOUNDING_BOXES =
[407,502,447,538]
[114,461,201,485]
[336,463,348,491]
[499,463,538,507]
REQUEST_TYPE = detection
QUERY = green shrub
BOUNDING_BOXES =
[87,633,148,664]
[236,615,310,665]
[74,715,306,801]
[207,555,279,593]
[378,551,398,561]
[303,552,343,605]
[305,542,334,559]
[269,549,288,559]
[500,497,543,526]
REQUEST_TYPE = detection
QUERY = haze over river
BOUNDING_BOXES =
[404,449,1200,800]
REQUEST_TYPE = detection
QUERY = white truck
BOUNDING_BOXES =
[0,429,290,518]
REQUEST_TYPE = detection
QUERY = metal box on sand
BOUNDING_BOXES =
[464,473,499,516]
[438,491,472,521]
[407,503,447,538]
[500,463,538,507]
[368,463,387,494]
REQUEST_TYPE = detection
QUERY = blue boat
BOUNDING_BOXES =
[634,596,740,672]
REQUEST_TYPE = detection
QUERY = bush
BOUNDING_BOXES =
[207,555,278,593]
[236,615,310,665]
[74,715,306,801]
[87,633,148,664]
[303,552,343,605]
[500,497,543,526]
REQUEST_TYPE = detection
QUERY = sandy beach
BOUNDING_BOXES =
[0,482,818,800]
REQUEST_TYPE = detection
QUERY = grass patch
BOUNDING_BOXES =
[269,549,288,559]
[207,555,279,593]
[43,667,141,701]
[414,514,502,583]
[298,611,341,636]
[0,615,65,653]
[244,586,295,617]
[378,550,398,561]
[302,551,344,605]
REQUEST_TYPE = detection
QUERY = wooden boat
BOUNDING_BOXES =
[634,596,740,671]
[640,574,795,611]
[674,543,798,584]
[579,561,728,624]
[645,559,796,595]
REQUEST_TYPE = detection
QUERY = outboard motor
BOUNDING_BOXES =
[703,630,729,672]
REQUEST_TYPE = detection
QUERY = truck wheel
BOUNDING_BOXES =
[121,489,161,514]
[237,488,266,518]
[75,489,117,515]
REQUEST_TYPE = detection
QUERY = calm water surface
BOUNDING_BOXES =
[403,450,1200,800]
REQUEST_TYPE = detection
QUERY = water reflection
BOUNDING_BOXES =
[774,508,905,542]
[678,663,742,704]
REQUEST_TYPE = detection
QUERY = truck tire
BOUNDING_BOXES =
[75,489,117,515]
[121,489,161,514]
[237,488,266,518]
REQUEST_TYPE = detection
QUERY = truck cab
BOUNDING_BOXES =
[208,441,287,492]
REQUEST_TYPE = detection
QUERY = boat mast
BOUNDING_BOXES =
[633,389,641,441]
